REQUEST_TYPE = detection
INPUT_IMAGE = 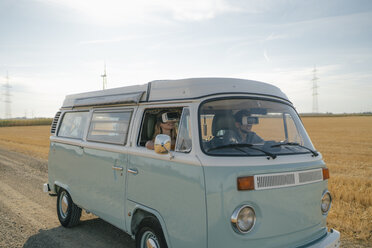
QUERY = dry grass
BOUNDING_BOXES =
[0,126,50,159]
[302,116,372,242]
[0,117,371,243]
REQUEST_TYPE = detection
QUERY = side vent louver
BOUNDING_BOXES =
[51,111,61,134]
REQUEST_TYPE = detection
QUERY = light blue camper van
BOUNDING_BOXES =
[44,78,340,248]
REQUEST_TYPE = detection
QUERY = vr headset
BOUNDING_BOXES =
[241,116,259,125]
[160,112,179,123]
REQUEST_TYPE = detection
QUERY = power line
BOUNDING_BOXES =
[312,66,319,113]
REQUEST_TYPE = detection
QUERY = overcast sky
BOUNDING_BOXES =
[1,0,372,118]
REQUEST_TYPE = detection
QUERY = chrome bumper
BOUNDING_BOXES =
[308,229,340,248]
[43,183,50,193]
[43,183,57,196]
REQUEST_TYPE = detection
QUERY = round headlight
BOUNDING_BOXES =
[231,205,256,233]
[321,191,332,214]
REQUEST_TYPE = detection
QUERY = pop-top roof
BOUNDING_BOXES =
[61,78,289,108]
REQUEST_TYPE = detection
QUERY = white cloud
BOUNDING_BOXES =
[265,32,289,41]
[40,0,242,25]
[166,0,241,21]
[79,34,149,45]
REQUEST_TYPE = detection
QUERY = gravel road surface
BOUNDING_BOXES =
[0,148,134,248]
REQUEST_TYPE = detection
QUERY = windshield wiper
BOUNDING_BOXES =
[206,143,277,159]
[271,142,319,157]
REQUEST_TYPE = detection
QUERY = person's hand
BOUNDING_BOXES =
[145,140,155,150]
[223,130,239,144]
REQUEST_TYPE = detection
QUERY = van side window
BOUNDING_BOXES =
[138,108,182,147]
[58,111,89,139]
[87,110,132,145]
[175,108,192,152]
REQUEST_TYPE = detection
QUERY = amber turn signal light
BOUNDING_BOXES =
[237,176,255,190]
[322,168,330,180]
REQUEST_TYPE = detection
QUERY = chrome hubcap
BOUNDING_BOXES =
[59,192,69,219]
[146,239,157,248]
[141,231,159,248]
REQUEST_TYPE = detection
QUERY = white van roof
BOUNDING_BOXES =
[62,78,289,108]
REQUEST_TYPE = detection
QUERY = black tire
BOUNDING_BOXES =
[135,217,168,248]
[56,188,82,227]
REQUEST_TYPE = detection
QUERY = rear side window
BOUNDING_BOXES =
[87,110,132,145]
[58,111,89,139]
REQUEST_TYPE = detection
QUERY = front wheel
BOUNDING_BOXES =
[57,188,81,227]
[136,217,168,248]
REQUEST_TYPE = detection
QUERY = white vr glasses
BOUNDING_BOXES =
[161,112,179,123]
[241,116,259,125]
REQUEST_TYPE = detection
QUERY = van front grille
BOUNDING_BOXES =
[51,111,61,134]
[256,174,295,188]
[254,168,323,190]
[299,170,323,183]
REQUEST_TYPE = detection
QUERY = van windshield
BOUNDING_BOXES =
[199,98,315,157]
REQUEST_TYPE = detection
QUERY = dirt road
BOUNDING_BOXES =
[0,148,134,248]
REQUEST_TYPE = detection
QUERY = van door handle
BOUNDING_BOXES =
[127,168,138,175]
[112,166,124,171]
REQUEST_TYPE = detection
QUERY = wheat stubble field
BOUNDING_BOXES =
[0,116,371,247]
[302,116,372,244]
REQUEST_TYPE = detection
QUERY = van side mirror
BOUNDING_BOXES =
[154,134,171,155]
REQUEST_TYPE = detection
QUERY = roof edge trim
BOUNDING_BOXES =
[62,91,145,108]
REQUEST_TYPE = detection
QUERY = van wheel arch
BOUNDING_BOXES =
[135,216,168,248]
[131,208,171,247]
[131,209,157,235]
[54,181,71,196]
[54,185,60,195]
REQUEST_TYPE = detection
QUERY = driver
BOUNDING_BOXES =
[232,110,264,144]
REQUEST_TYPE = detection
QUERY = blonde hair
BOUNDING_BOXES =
[152,121,178,141]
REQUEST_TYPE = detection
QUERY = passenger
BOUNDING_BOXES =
[232,110,264,144]
[145,112,178,150]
